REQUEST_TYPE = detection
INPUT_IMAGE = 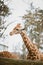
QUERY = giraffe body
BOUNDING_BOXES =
[0,51,19,59]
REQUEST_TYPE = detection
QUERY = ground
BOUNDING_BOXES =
[0,57,43,65]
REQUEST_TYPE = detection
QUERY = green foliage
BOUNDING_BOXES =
[0,0,10,37]
[0,0,9,16]
[23,7,43,49]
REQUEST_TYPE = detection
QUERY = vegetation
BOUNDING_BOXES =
[0,1,43,65]
[0,0,10,37]
[22,3,43,49]
[0,57,43,65]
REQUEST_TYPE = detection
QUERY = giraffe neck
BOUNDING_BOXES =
[20,30,39,54]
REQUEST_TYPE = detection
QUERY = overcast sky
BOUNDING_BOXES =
[1,0,43,52]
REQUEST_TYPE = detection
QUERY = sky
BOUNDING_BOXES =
[1,0,43,52]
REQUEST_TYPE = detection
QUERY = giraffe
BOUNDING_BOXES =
[9,23,43,60]
[0,51,19,59]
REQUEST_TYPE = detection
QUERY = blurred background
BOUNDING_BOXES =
[0,0,43,59]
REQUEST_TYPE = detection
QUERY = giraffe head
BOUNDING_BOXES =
[10,23,24,36]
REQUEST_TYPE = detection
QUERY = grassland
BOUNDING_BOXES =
[0,57,43,65]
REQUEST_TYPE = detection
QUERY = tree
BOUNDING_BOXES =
[22,4,43,49]
[0,0,10,37]
[0,0,9,16]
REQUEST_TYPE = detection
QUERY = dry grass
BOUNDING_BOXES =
[0,57,43,65]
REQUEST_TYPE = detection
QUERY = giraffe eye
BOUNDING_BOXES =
[16,29,18,30]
